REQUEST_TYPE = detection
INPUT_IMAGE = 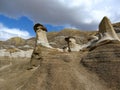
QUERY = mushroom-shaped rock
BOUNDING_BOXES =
[34,23,52,48]
[64,36,83,52]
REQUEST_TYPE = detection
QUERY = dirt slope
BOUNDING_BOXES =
[0,47,111,90]
[0,58,35,90]
[21,47,110,90]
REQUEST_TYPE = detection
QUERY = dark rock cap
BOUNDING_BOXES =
[65,36,76,42]
[33,23,47,32]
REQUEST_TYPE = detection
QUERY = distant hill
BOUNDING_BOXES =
[6,37,26,46]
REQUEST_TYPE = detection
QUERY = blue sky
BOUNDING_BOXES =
[0,14,66,40]
[0,0,120,40]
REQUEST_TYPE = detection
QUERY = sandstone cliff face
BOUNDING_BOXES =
[81,40,120,90]
[0,37,34,58]
[80,17,120,90]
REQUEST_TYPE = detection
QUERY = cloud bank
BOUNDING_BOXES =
[0,0,120,30]
[0,23,31,41]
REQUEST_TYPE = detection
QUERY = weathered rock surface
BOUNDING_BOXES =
[0,29,94,58]
[113,22,120,33]
[1,18,120,90]
[20,45,110,90]
[98,16,120,43]
[0,49,33,58]
[85,16,120,49]
[81,40,120,90]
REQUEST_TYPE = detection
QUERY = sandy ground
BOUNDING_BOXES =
[0,58,36,90]
[0,52,111,90]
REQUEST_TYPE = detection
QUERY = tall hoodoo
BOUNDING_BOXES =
[34,23,52,48]
[98,16,120,42]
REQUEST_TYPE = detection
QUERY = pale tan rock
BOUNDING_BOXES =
[64,37,83,52]
[64,36,99,52]
[34,24,52,48]
[82,35,98,48]
[34,23,63,52]
[0,49,33,58]
[97,16,120,43]
[84,16,120,49]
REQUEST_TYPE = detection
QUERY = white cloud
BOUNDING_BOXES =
[0,23,32,41]
[0,0,120,30]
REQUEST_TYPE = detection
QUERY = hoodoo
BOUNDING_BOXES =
[34,23,52,48]
[97,16,120,43]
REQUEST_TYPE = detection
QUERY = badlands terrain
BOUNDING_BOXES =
[0,20,120,90]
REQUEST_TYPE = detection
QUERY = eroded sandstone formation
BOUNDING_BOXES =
[82,16,120,50]
[0,49,33,58]
[80,17,120,90]
[1,17,119,90]
[34,23,52,48]
[63,36,83,52]
[28,23,64,69]
[97,16,120,43]
[63,35,99,52]
[81,40,120,90]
